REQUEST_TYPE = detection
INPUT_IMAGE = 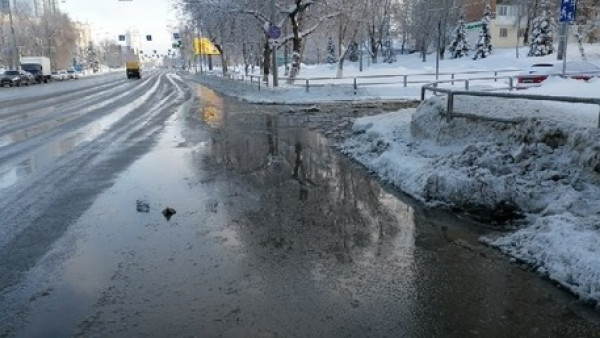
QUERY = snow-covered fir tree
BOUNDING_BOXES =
[348,41,359,62]
[528,0,556,57]
[448,15,470,59]
[326,37,337,63]
[472,4,492,60]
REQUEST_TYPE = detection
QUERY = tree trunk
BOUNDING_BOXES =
[242,42,249,76]
[370,32,378,63]
[284,25,290,76]
[262,40,271,83]
[287,13,303,83]
[336,55,345,78]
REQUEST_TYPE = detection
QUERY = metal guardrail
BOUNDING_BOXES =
[200,69,521,93]
[290,69,520,93]
[421,81,600,128]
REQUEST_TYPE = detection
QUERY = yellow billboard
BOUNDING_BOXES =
[194,38,221,55]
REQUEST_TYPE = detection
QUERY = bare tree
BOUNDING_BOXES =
[325,0,366,78]
[363,0,393,63]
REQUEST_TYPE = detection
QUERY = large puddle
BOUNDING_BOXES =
[4,85,599,337]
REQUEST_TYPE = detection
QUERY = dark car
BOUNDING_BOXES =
[20,63,44,83]
[22,71,36,85]
[0,70,33,87]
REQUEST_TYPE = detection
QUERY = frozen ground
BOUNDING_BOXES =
[190,43,600,306]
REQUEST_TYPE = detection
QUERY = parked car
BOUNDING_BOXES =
[516,61,600,89]
[66,69,79,79]
[51,70,68,81]
[0,70,34,87]
[22,71,36,85]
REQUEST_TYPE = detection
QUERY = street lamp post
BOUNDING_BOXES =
[8,0,20,69]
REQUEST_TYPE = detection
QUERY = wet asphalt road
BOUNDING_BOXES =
[1,71,599,337]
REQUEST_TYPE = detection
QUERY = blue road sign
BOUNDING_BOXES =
[173,32,180,40]
[269,25,281,39]
[559,0,576,23]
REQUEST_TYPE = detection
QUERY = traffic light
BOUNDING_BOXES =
[146,35,152,41]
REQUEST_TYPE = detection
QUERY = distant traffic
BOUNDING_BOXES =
[0,55,84,88]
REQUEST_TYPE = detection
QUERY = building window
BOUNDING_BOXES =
[518,28,526,38]
[497,6,508,16]
[500,28,508,38]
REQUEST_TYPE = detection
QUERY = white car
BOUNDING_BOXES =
[516,61,600,89]
[67,69,79,79]
[51,70,69,81]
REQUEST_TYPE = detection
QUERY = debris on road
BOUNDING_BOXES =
[136,200,150,213]
[162,207,176,221]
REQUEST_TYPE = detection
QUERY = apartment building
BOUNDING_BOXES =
[462,0,528,48]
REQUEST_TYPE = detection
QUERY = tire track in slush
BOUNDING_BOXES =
[0,72,159,150]
[0,72,193,298]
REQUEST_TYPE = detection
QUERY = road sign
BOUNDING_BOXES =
[559,0,576,23]
[173,32,180,40]
[193,38,220,55]
[269,25,281,39]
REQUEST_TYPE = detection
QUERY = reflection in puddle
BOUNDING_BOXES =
[197,86,225,127]
[194,85,417,267]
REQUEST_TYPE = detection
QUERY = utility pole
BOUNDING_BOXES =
[8,0,19,69]
[515,1,523,59]
[436,20,440,80]
[270,0,278,87]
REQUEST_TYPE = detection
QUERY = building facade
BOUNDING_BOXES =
[462,0,528,49]
[0,0,57,16]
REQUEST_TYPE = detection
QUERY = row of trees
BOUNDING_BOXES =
[0,2,137,72]
[175,0,600,82]
[0,2,77,69]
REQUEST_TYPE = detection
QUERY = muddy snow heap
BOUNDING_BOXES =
[340,96,600,305]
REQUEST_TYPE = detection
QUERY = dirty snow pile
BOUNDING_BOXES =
[339,95,600,305]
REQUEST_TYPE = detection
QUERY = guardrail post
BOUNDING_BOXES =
[306,79,309,92]
[403,75,408,87]
[446,93,454,121]
[494,71,498,81]
[421,87,426,101]
[508,77,514,91]
[597,105,600,128]
[258,78,261,91]
[451,74,455,85]
[465,80,470,91]
[353,77,357,95]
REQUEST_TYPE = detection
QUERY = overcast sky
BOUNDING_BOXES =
[60,0,179,53]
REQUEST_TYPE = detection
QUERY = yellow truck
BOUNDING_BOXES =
[126,61,141,79]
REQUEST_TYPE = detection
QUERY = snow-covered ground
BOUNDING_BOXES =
[191,43,600,306]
